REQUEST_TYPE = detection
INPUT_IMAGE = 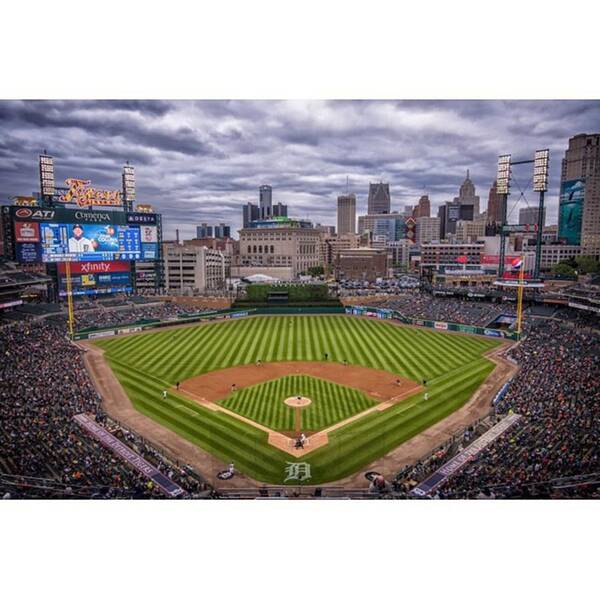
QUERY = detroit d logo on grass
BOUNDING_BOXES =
[284,462,311,482]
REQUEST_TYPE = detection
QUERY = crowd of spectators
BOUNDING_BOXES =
[424,320,600,498]
[367,291,515,326]
[68,301,206,330]
[0,319,214,499]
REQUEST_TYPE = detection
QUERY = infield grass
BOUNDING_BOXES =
[219,374,376,432]
[95,315,500,484]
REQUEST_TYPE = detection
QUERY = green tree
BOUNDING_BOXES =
[307,265,325,277]
[551,262,577,277]
[575,255,600,274]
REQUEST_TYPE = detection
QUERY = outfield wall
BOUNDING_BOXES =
[73,304,516,341]
[344,305,520,341]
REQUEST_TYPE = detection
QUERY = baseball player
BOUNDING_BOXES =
[162,390,167,400]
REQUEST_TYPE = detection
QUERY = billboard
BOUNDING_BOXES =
[10,206,159,263]
[58,260,132,296]
[558,178,584,245]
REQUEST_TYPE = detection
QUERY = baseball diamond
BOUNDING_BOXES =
[91,315,503,484]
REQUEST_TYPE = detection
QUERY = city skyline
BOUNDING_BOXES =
[1,100,599,239]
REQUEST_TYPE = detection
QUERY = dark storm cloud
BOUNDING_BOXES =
[1,99,599,239]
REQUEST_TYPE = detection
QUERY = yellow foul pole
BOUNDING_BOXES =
[516,255,525,337]
[65,260,74,340]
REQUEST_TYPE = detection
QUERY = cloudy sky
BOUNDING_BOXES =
[1,100,599,239]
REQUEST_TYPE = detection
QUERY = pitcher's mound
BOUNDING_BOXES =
[284,396,312,408]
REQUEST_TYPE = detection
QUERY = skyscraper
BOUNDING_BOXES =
[486,180,503,224]
[367,182,391,214]
[259,185,272,219]
[214,223,231,238]
[272,202,288,218]
[454,170,480,216]
[559,133,600,254]
[415,195,431,218]
[242,202,260,228]
[337,193,356,235]
[196,223,213,238]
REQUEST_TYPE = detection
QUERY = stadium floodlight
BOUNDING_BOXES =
[532,148,550,192]
[39,154,55,196]
[122,164,136,202]
[496,154,511,195]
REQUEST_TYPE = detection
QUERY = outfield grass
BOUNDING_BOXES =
[95,316,500,484]
[219,374,376,432]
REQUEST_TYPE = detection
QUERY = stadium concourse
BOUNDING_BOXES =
[1,292,599,499]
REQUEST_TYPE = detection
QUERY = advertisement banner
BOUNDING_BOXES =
[558,178,584,245]
[481,254,521,265]
[58,260,131,275]
[483,328,502,337]
[410,414,522,497]
[14,221,40,242]
[16,242,43,263]
[73,413,184,497]
[434,321,448,330]
[88,330,116,339]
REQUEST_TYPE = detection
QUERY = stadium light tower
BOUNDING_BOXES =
[39,152,55,207]
[532,149,549,279]
[496,154,511,274]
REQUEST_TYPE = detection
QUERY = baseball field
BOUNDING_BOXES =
[93,315,501,484]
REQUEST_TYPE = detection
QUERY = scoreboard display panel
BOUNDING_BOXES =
[40,222,142,262]
[9,206,159,263]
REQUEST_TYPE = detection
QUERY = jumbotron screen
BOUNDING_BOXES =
[40,222,142,262]
[10,206,158,263]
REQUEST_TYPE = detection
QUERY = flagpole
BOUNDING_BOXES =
[516,254,525,337]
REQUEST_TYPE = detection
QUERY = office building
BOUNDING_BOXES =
[519,206,546,227]
[259,185,273,219]
[196,223,213,238]
[558,133,600,256]
[358,213,414,242]
[420,241,484,267]
[272,202,288,218]
[236,219,322,280]
[438,202,474,239]
[335,247,389,281]
[412,195,431,219]
[322,233,361,267]
[455,219,486,243]
[242,202,260,228]
[487,180,503,224]
[214,223,231,239]
[367,182,391,214]
[337,193,356,235]
[163,244,226,294]
[386,240,413,269]
[416,216,441,245]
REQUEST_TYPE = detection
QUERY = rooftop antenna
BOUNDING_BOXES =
[346,176,349,194]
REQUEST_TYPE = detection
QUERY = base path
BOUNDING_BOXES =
[328,342,519,488]
[79,342,260,490]
[179,361,421,404]
[178,361,423,456]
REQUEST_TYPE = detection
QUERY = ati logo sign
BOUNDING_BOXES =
[284,462,312,482]
[59,178,122,208]
[15,208,56,220]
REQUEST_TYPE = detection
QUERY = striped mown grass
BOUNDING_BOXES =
[219,374,376,431]
[96,315,501,484]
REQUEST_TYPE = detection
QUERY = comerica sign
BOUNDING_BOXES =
[59,178,122,208]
